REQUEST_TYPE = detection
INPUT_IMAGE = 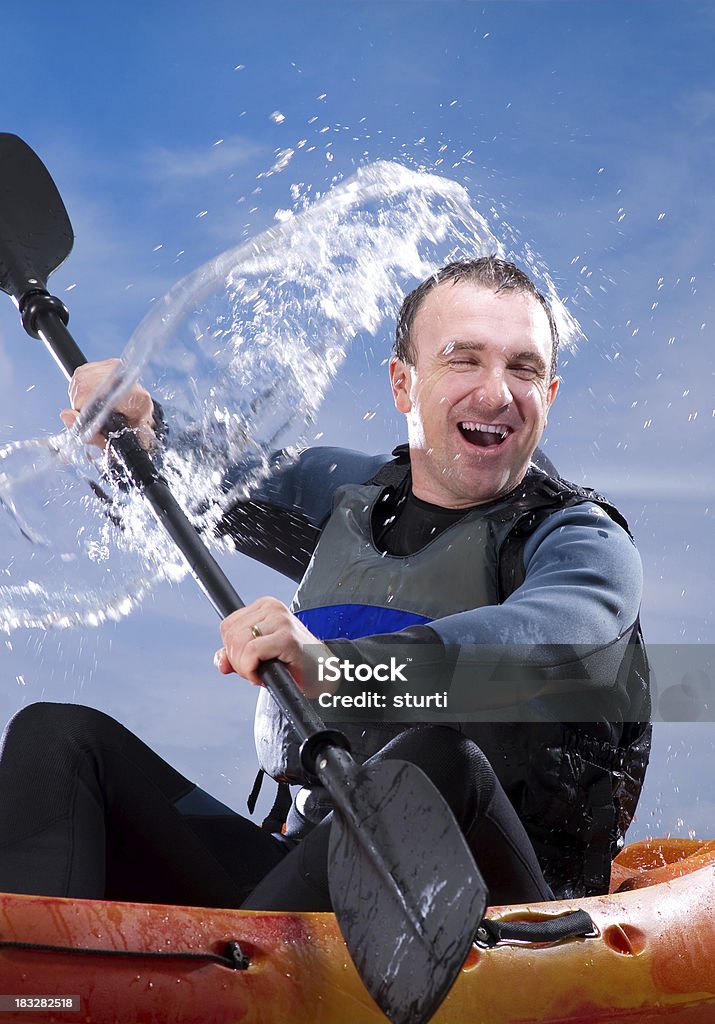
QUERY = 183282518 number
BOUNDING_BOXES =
[0,996,80,1011]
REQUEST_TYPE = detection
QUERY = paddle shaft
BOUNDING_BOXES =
[22,289,329,750]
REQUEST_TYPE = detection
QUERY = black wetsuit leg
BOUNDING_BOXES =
[0,702,287,906]
[243,724,554,911]
[0,708,551,911]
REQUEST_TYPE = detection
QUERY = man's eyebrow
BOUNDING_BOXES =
[438,340,486,356]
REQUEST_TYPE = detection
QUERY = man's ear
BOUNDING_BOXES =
[545,376,559,416]
[389,355,413,414]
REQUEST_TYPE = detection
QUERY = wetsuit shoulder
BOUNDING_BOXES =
[253,447,394,526]
[217,447,392,580]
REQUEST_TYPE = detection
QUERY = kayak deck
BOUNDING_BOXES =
[0,838,714,1023]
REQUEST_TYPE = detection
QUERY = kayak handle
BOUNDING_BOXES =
[475,908,596,947]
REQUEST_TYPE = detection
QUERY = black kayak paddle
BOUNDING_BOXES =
[0,133,487,1024]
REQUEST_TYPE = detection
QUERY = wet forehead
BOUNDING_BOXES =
[410,281,552,363]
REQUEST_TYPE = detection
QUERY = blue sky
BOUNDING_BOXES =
[1,1,714,840]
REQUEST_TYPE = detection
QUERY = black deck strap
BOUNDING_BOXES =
[262,781,293,833]
[0,938,250,970]
[247,771,293,833]
[475,908,596,948]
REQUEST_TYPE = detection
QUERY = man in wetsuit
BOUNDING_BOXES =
[0,257,649,907]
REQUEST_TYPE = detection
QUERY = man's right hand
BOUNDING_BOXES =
[60,358,156,450]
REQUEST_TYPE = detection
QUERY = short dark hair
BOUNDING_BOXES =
[394,256,559,380]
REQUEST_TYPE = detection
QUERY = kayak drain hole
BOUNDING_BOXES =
[602,923,646,956]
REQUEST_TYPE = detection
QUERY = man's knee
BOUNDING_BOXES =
[2,702,120,756]
[378,724,489,770]
[371,725,496,801]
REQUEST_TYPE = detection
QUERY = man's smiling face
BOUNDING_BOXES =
[389,281,559,509]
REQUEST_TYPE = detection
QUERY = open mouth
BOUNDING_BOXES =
[458,421,513,448]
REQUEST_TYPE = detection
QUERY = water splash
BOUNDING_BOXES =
[0,434,181,632]
[0,161,582,633]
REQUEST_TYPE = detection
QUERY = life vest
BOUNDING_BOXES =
[254,454,651,897]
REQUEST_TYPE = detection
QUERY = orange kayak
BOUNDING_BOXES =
[0,837,713,1023]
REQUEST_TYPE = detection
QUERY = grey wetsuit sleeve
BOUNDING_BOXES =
[432,503,642,647]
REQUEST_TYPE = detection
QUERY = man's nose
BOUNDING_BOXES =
[474,369,512,409]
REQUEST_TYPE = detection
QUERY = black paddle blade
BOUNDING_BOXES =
[327,758,487,1024]
[0,134,73,301]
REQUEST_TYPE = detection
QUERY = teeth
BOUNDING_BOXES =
[460,422,510,440]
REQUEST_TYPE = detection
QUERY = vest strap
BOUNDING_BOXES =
[581,770,617,896]
[247,768,265,815]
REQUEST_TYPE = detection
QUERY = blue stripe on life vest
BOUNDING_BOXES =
[296,604,432,641]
